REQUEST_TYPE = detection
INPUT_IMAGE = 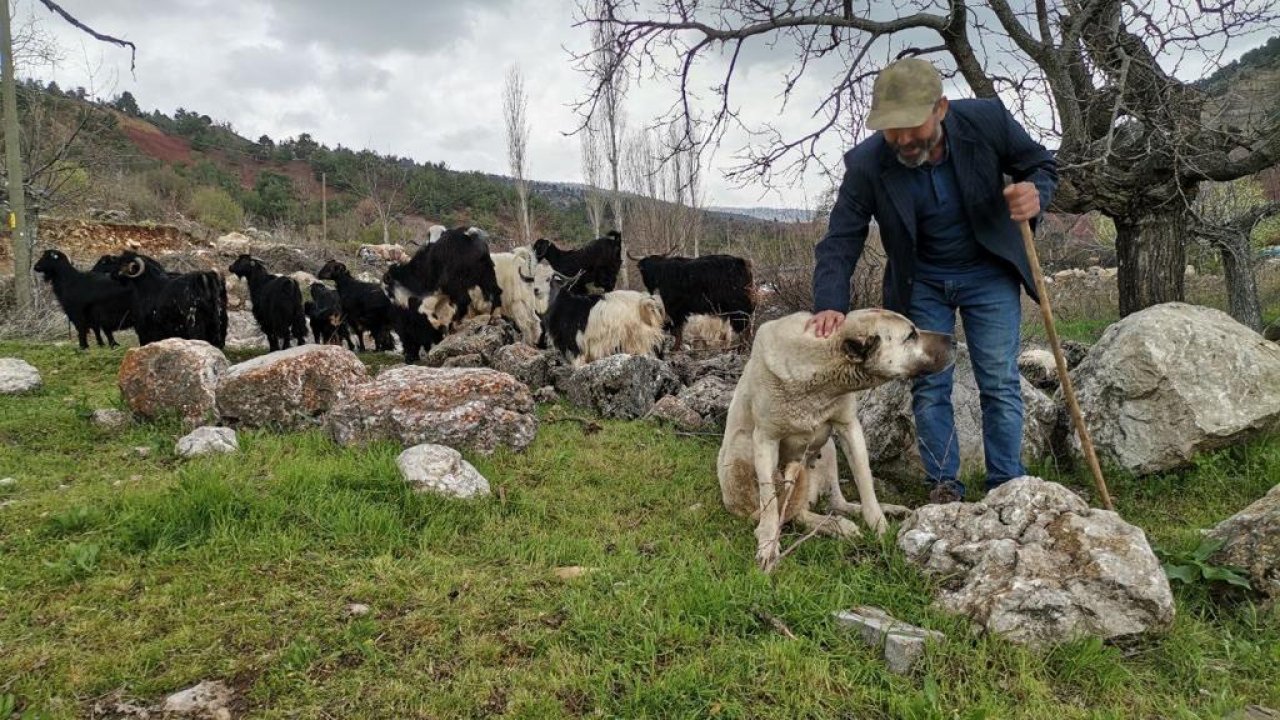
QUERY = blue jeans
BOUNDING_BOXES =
[907,261,1024,496]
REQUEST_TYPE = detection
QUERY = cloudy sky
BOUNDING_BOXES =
[17,0,1274,210]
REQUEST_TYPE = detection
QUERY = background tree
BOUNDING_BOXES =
[579,118,607,237]
[345,151,409,244]
[110,90,139,116]
[584,0,630,283]
[575,1,1280,317]
[503,67,532,245]
[1190,177,1279,331]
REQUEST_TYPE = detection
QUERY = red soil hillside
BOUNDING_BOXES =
[116,114,193,165]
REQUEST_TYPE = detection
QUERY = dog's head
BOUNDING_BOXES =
[833,309,953,388]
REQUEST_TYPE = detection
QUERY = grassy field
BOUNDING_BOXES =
[0,341,1277,719]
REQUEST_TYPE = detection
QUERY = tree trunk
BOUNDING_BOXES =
[1215,231,1263,332]
[1116,209,1187,317]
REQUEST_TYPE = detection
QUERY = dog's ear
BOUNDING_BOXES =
[842,334,880,362]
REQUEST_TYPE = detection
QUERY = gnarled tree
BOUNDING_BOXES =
[572,0,1279,316]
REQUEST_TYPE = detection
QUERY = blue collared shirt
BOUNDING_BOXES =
[906,138,989,275]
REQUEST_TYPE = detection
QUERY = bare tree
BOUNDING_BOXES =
[348,151,408,245]
[1190,177,1279,331]
[622,121,707,259]
[579,117,607,237]
[573,1,1280,317]
[587,1,629,283]
[503,67,532,245]
[3,0,134,310]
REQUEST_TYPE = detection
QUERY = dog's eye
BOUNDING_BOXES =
[908,329,918,341]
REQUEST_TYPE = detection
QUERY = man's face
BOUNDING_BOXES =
[882,100,946,168]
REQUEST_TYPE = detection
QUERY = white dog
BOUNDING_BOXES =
[717,309,954,572]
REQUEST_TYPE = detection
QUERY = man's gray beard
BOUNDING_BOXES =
[893,127,943,168]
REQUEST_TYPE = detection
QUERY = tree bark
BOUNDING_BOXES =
[1116,209,1187,317]
[1215,232,1263,332]
[1121,208,1187,317]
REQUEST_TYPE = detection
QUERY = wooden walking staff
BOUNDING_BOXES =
[1018,219,1115,511]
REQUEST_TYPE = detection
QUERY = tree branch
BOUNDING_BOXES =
[35,0,136,72]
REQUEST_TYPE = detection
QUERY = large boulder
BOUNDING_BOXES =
[217,345,368,429]
[677,375,736,426]
[857,344,1058,481]
[898,477,1175,646]
[397,444,491,499]
[0,358,41,394]
[1205,483,1280,600]
[563,354,681,420]
[118,339,229,427]
[1066,303,1280,475]
[490,343,555,389]
[667,351,746,386]
[424,318,517,367]
[325,366,536,454]
[224,310,268,350]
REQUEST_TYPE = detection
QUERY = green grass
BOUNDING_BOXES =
[1,341,1277,719]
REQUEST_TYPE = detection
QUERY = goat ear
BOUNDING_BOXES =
[842,334,880,363]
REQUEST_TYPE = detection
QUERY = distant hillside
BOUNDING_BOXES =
[1199,36,1280,95]
[707,206,814,223]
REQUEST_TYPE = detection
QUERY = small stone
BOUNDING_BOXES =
[175,427,239,458]
[161,680,234,717]
[0,357,42,394]
[133,446,152,457]
[833,606,944,675]
[397,443,491,499]
[91,408,129,429]
[0,477,14,488]
[532,385,558,404]
[345,603,371,618]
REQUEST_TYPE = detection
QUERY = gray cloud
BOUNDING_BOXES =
[263,0,517,55]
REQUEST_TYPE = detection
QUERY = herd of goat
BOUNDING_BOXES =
[32,227,759,366]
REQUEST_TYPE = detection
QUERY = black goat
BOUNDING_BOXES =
[382,263,444,363]
[228,254,307,352]
[632,253,756,350]
[316,260,394,352]
[109,251,228,348]
[33,249,134,349]
[533,231,622,295]
[304,282,354,349]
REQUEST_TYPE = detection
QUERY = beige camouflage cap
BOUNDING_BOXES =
[866,58,943,131]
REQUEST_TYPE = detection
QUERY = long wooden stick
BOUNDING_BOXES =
[1019,220,1115,511]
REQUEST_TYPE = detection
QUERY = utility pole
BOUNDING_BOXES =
[321,172,327,243]
[1,2,30,310]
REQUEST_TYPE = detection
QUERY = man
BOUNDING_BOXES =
[809,57,1057,503]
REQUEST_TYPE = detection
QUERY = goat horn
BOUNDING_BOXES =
[122,258,144,278]
[518,267,535,282]
[626,251,645,262]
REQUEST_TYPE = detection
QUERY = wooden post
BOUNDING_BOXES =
[1019,219,1115,511]
[1,2,30,310]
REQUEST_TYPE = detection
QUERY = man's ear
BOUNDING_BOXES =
[843,334,880,362]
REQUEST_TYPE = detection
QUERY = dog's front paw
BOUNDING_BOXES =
[880,503,913,520]
[756,540,781,573]
[864,509,888,537]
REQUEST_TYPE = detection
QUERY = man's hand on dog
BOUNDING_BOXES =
[807,310,845,338]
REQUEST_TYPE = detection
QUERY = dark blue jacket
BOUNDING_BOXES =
[812,98,1058,314]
